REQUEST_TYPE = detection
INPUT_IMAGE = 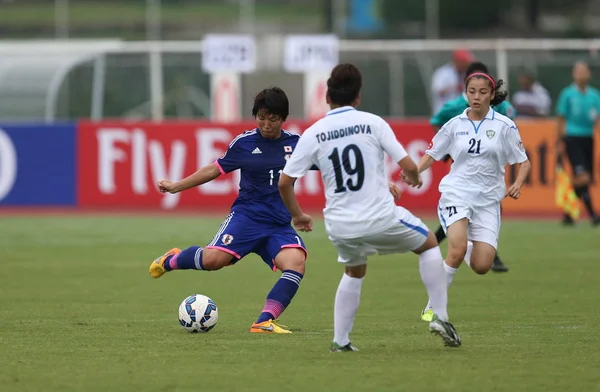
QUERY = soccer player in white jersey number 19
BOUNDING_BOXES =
[279,63,461,352]
[402,71,531,320]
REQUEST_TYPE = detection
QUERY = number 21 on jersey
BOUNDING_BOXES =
[467,138,481,154]
[328,144,365,193]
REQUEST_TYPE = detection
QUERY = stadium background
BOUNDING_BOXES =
[1,2,599,392]
[1,0,599,215]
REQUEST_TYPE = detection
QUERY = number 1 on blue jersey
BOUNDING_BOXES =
[269,169,283,186]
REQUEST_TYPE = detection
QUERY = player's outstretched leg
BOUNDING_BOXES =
[149,248,182,278]
[250,248,306,334]
[149,246,233,278]
[331,264,365,352]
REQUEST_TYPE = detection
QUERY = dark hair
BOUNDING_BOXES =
[465,61,489,76]
[327,63,362,106]
[251,87,289,121]
[465,72,508,107]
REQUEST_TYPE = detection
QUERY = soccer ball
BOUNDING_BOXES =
[178,294,219,333]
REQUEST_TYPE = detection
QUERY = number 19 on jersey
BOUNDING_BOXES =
[328,144,365,193]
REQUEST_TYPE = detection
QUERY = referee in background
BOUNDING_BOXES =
[556,61,600,226]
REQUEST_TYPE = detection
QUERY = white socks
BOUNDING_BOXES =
[425,260,457,314]
[419,247,449,321]
[424,241,472,312]
[333,273,363,346]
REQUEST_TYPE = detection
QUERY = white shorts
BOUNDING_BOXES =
[329,207,429,267]
[437,194,501,249]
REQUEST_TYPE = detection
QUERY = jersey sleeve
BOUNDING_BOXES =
[377,119,408,162]
[556,89,569,117]
[425,123,453,160]
[283,132,318,178]
[502,125,528,165]
[215,138,245,174]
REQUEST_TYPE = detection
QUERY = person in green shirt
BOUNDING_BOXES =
[556,61,600,226]
[428,62,515,273]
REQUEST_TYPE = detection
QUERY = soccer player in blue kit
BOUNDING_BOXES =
[149,87,308,334]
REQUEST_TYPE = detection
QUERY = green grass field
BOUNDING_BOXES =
[1,215,599,392]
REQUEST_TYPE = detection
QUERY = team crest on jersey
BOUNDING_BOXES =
[285,154,291,160]
[221,234,234,245]
[516,141,525,151]
[486,129,496,139]
[284,146,293,152]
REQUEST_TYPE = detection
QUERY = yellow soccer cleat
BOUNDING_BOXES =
[421,309,434,322]
[249,319,292,334]
[149,248,181,278]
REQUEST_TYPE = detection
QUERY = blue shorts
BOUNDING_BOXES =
[205,211,308,271]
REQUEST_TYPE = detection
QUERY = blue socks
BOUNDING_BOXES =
[256,270,304,323]
[164,246,204,271]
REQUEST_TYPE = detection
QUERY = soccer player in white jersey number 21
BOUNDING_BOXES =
[403,71,531,321]
[279,63,461,352]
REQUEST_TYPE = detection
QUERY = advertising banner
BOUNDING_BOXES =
[4,119,594,216]
[0,124,76,206]
[77,120,444,212]
[502,119,600,216]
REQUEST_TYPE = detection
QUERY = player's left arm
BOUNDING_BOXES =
[503,124,531,199]
[279,134,317,232]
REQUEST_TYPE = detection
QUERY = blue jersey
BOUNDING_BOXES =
[216,128,299,226]
[556,84,600,137]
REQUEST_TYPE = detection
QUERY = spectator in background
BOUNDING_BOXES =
[430,49,474,114]
[513,71,552,118]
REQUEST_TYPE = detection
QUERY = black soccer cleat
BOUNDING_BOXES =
[491,256,509,273]
[330,342,359,352]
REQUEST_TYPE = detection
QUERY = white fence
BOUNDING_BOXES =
[1,38,600,122]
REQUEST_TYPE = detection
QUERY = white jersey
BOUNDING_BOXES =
[426,108,528,207]
[283,106,408,239]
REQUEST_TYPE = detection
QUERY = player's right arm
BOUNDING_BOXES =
[414,122,454,176]
[158,164,221,194]
[280,131,318,232]
[157,135,244,194]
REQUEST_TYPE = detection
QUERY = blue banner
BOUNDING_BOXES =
[0,124,76,206]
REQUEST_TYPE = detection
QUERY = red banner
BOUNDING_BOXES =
[77,120,445,212]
